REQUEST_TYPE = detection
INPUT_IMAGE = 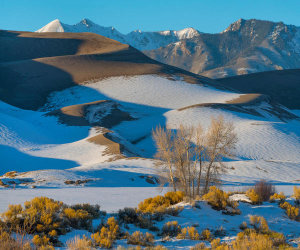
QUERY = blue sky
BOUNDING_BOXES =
[1,0,300,33]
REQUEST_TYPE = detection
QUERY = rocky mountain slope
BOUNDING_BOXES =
[146,19,300,78]
[37,18,300,78]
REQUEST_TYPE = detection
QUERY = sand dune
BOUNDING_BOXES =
[46,100,133,127]
[178,93,298,120]
[218,69,300,109]
[0,30,214,110]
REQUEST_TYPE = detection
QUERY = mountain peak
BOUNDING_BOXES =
[36,19,65,32]
[223,18,246,32]
[79,18,95,27]
[176,27,200,39]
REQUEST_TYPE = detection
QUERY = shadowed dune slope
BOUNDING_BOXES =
[0,30,215,110]
[0,30,129,62]
[218,69,300,109]
[46,100,133,127]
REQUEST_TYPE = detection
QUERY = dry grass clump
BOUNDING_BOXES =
[91,217,120,249]
[0,229,32,249]
[117,245,167,250]
[127,231,154,247]
[269,192,286,203]
[161,221,181,237]
[192,231,286,250]
[1,197,101,246]
[137,191,184,214]
[67,235,92,250]
[280,202,299,221]
[191,242,207,249]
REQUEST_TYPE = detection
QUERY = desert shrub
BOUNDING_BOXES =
[244,217,287,247]
[254,180,275,202]
[118,208,138,224]
[137,191,184,214]
[63,208,92,229]
[164,191,184,204]
[202,186,239,214]
[293,186,300,205]
[246,188,262,205]
[161,221,181,237]
[91,217,120,248]
[267,231,287,247]
[214,226,226,237]
[177,226,200,240]
[70,204,101,219]
[232,232,273,250]
[239,221,248,231]
[202,186,229,210]
[269,192,286,203]
[249,215,269,233]
[117,207,156,230]
[2,204,24,226]
[127,231,154,247]
[201,229,212,241]
[32,235,51,247]
[211,238,225,249]
[1,197,103,246]
[2,197,65,236]
[280,202,299,220]
[67,235,92,250]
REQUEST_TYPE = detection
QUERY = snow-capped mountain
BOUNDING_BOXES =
[37,19,201,50]
[146,19,300,78]
[37,18,300,78]
[37,19,127,43]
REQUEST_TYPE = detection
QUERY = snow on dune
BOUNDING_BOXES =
[165,107,300,162]
[1,75,299,187]
[0,101,109,174]
[43,75,240,110]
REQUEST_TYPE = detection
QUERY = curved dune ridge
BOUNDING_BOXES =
[46,100,133,127]
[177,93,298,120]
[0,30,215,110]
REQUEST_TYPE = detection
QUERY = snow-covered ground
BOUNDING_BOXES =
[0,75,299,213]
